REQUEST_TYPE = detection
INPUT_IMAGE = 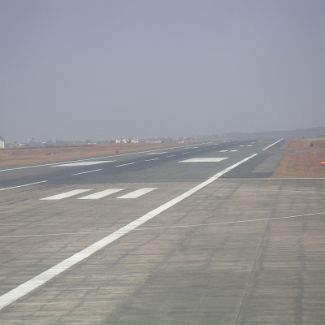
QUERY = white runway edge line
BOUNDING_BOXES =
[0,153,257,311]
[263,138,284,151]
[0,180,47,192]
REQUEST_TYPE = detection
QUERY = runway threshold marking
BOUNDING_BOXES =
[262,138,284,151]
[118,188,156,199]
[0,180,48,192]
[72,169,102,176]
[78,189,123,200]
[0,153,257,311]
[40,189,92,200]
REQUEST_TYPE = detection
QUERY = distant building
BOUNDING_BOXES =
[0,136,4,149]
[115,138,130,144]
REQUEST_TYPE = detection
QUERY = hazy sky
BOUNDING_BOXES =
[1,0,325,141]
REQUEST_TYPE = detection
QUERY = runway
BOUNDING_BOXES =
[1,138,325,324]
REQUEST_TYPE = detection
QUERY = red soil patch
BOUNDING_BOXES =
[273,138,325,178]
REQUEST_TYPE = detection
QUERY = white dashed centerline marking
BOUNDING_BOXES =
[41,189,92,200]
[229,150,238,152]
[146,152,167,155]
[144,158,159,162]
[115,162,136,168]
[179,157,228,163]
[0,153,257,311]
[78,189,123,200]
[219,150,228,153]
[0,180,48,192]
[118,188,156,199]
[72,169,102,176]
[53,161,114,167]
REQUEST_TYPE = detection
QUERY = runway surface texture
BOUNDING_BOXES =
[1,139,325,324]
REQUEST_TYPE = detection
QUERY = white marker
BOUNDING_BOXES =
[118,188,156,199]
[41,189,92,200]
[78,188,123,200]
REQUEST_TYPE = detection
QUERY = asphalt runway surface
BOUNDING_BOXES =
[1,139,325,324]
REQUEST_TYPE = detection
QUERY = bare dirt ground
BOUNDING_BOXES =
[273,138,325,178]
[0,143,183,168]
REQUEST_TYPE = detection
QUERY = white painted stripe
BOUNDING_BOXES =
[229,150,238,152]
[179,157,228,163]
[262,138,284,151]
[40,189,92,200]
[78,188,123,200]
[146,151,167,155]
[0,153,257,311]
[115,162,135,168]
[0,180,48,192]
[72,169,102,176]
[54,161,112,167]
[118,188,156,199]
[166,154,176,158]
[219,150,228,152]
[144,158,159,162]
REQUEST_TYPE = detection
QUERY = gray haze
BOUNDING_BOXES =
[1,0,325,142]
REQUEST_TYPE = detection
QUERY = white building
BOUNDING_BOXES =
[0,137,4,149]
